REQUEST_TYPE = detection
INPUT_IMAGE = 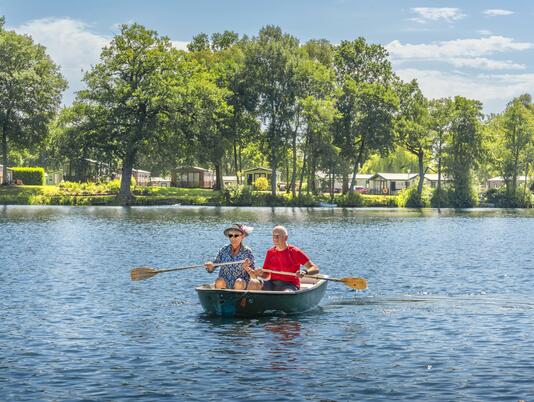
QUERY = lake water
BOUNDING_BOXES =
[1,206,533,401]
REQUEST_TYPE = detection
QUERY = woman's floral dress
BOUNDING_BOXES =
[214,244,256,288]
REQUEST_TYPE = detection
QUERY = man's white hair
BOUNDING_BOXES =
[272,225,288,236]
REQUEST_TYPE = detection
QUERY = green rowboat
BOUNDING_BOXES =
[196,277,328,317]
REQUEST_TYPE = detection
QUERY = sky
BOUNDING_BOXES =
[1,0,533,114]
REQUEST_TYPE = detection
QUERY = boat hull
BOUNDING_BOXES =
[195,279,328,317]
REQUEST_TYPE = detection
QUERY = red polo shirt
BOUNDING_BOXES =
[263,245,310,288]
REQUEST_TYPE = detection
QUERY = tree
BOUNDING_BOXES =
[444,97,484,207]
[244,26,300,195]
[333,38,398,193]
[396,80,431,195]
[0,17,67,184]
[428,98,453,207]
[501,95,534,196]
[74,23,183,204]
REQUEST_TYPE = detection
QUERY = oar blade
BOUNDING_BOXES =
[341,277,368,290]
[130,267,159,281]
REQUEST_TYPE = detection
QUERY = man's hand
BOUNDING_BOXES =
[204,261,215,273]
[296,270,307,278]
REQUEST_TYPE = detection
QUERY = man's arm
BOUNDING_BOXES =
[303,260,319,275]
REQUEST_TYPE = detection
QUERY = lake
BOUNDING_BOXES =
[1,206,533,401]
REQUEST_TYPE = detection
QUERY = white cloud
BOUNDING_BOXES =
[395,68,534,113]
[387,36,533,59]
[477,29,492,36]
[447,58,525,70]
[171,41,189,51]
[10,18,191,104]
[411,7,465,24]
[11,18,110,103]
[484,9,514,17]
[386,36,533,71]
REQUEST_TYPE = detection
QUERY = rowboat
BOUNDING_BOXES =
[195,276,328,317]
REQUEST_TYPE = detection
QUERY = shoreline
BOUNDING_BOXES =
[1,185,532,209]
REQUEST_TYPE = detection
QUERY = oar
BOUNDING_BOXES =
[130,260,246,282]
[262,269,367,290]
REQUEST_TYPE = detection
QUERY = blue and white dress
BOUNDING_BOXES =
[214,244,256,288]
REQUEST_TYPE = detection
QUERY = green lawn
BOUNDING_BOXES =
[0,184,399,207]
[0,185,221,206]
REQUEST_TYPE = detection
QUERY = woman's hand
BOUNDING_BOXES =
[204,261,215,273]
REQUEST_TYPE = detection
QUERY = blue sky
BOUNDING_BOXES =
[1,0,533,114]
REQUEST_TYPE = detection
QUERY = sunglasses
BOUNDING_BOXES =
[228,234,242,238]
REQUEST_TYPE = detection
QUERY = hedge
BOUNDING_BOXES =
[11,167,46,185]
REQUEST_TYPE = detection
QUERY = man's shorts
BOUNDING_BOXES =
[262,279,299,292]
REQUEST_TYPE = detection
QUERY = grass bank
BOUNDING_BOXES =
[0,184,399,207]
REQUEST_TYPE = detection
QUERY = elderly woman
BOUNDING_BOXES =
[204,224,262,290]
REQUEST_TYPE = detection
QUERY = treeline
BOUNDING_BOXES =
[1,18,533,206]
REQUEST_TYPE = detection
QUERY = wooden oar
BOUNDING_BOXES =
[262,269,367,290]
[130,260,246,282]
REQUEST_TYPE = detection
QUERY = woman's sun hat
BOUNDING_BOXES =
[224,223,254,237]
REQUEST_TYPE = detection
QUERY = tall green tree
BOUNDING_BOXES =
[75,23,183,204]
[396,80,431,194]
[428,98,453,207]
[333,38,398,193]
[0,17,67,183]
[244,26,300,195]
[444,97,484,207]
[501,95,534,196]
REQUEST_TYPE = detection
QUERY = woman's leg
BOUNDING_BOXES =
[233,278,246,290]
[214,277,227,289]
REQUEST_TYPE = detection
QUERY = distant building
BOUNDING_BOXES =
[243,167,281,187]
[223,175,238,187]
[45,170,63,185]
[176,166,214,188]
[487,176,532,189]
[0,165,13,184]
[132,169,151,186]
[315,172,373,193]
[63,158,115,182]
[149,177,171,187]
[368,173,418,195]
[423,174,452,189]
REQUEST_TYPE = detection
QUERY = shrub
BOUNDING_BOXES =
[397,185,432,208]
[254,177,269,191]
[336,191,363,207]
[11,167,45,185]
[361,195,398,207]
[430,187,452,207]
[482,185,533,208]
[221,184,254,206]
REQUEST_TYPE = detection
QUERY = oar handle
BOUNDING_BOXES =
[262,268,298,277]
[262,269,341,283]
[156,259,246,274]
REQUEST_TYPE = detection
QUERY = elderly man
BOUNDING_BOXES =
[248,225,319,291]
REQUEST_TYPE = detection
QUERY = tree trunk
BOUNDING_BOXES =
[271,159,277,196]
[171,167,177,187]
[417,150,424,194]
[349,140,365,191]
[342,173,349,195]
[290,114,300,198]
[298,135,309,201]
[214,161,224,191]
[1,122,8,185]
[118,151,136,205]
[330,164,335,202]
[234,140,239,184]
[524,157,530,204]
[437,134,443,210]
